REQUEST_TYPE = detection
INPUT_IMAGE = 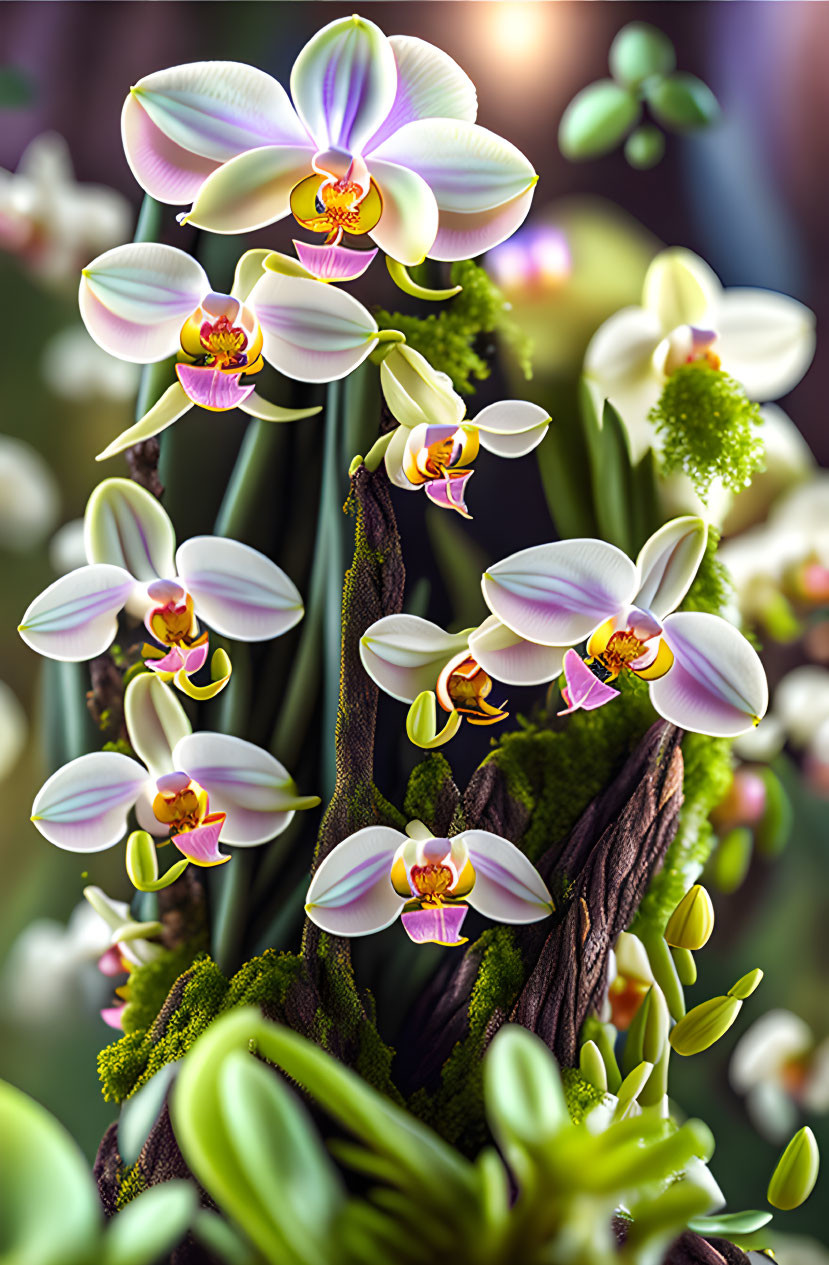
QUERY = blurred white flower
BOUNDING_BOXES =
[0,435,59,550]
[731,1009,829,1143]
[721,405,814,536]
[1,900,114,1024]
[0,679,26,779]
[41,327,140,402]
[774,666,829,749]
[732,714,785,764]
[0,132,131,283]
[48,517,86,576]
[768,1237,829,1265]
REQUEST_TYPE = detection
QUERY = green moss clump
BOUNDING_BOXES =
[649,363,764,499]
[409,926,525,1149]
[376,260,532,393]
[681,526,733,616]
[403,753,459,831]
[121,942,207,1036]
[561,1067,605,1123]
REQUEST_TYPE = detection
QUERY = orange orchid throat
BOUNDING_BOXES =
[199,313,249,369]
[290,170,383,246]
[436,651,509,727]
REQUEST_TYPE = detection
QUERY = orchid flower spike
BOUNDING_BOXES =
[122,16,537,265]
[305,819,552,946]
[360,612,565,746]
[78,243,398,459]
[585,247,815,457]
[31,675,320,870]
[482,516,768,737]
[379,343,550,517]
[19,478,304,701]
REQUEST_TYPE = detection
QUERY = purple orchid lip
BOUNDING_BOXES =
[401,902,468,946]
[172,814,229,866]
[175,362,256,411]
[558,648,620,715]
[293,239,377,281]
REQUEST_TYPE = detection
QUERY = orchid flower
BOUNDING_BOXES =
[730,1010,829,1143]
[602,931,655,1030]
[0,132,130,283]
[584,247,815,456]
[378,343,550,517]
[0,435,59,551]
[19,478,304,701]
[78,243,399,460]
[360,612,565,746]
[83,886,163,1029]
[30,674,319,870]
[482,516,769,737]
[122,15,537,265]
[305,819,552,946]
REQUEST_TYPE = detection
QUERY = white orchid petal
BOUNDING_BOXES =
[482,539,639,647]
[474,400,550,458]
[642,248,721,332]
[460,830,553,923]
[173,732,315,845]
[371,118,536,215]
[380,344,465,430]
[121,92,221,204]
[427,184,537,262]
[383,426,419,489]
[716,288,816,401]
[653,612,768,737]
[124,674,190,782]
[18,565,134,661]
[305,825,405,935]
[248,272,378,382]
[367,158,439,265]
[584,306,664,384]
[80,243,208,363]
[31,752,148,852]
[175,537,303,641]
[84,477,176,581]
[360,614,470,703]
[468,616,563,687]
[183,144,314,234]
[731,1010,812,1093]
[365,34,477,152]
[128,61,309,163]
[95,383,193,463]
[290,15,397,154]
[633,516,708,619]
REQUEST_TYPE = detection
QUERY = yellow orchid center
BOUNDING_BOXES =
[152,773,210,834]
[290,172,383,245]
[178,294,264,376]
[200,313,248,368]
[144,585,203,650]
[436,651,509,727]
[586,616,675,684]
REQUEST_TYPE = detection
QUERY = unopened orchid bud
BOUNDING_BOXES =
[406,691,462,749]
[767,1126,820,1210]
[380,344,465,430]
[670,995,742,1057]
[624,984,669,1073]
[665,884,715,951]
[579,1040,608,1093]
[729,968,764,1000]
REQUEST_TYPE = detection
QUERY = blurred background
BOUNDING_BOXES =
[0,1,826,1250]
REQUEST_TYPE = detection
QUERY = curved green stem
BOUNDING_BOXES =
[386,255,462,301]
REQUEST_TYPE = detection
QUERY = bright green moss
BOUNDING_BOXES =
[121,942,207,1036]
[403,753,459,830]
[376,260,532,394]
[561,1067,605,1123]
[649,363,764,499]
[115,1160,147,1211]
[682,526,733,617]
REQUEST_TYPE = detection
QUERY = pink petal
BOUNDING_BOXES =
[429,186,537,262]
[292,240,378,282]
[97,946,125,977]
[121,92,221,204]
[401,903,468,946]
[172,813,229,866]
[146,647,187,674]
[424,470,473,517]
[101,1004,127,1030]
[175,363,256,411]
[558,649,620,715]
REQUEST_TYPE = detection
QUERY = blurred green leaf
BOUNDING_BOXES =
[646,73,720,130]
[711,825,753,894]
[559,80,640,159]
[754,767,792,857]
[102,1181,196,1265]
[484,1025,569,1164]
[688,1210,773,1236]
[191,1211,259,1265]
[118,1063,179,1167]
[609,23,676,88]
[625,125,666,169]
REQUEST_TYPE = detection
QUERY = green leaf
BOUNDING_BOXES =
[609,24,676,88]
[0,1078,102,1265]
[754,767,792,857]
[688,1211,773,1237]
[590,399,636,553]
[645,73,720,130]
[625,125,666,169]
[102,1181,196,1265]
[191,1211,259,1265]
[559,79,641,159]
[118,1063,179,1166]
[484,1025,569,1159]
[537,383,599,538]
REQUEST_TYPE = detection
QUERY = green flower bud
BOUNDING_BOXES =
[405,692,462,749]
[609,23,676,88]
[665,884,715,950]
[645,72,720,131]
[559,80,640,161]
[380,343,464,430]
[767,1126,820,1210]
[579,1039,608,1093]
[617,1060,653,1105]
[728,968,763,1000]
[625,125,665,170]
[670,994,742,1056]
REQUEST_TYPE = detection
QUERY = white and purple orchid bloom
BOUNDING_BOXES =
[305,819,552,947]
[19,478,304,701]
[482,516,769,738]
[83,885,163,1030]
[584,247,816,458]
[379,343,550,517]
[79,242,401,460]
[31,674,320,870]
[360,612,565,747]
[122,15,537,266]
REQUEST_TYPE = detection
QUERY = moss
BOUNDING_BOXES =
[682,527,734,617]
[98,950,307,1104]
[376,260,533,394]
[561,1067,605,1123]
[409,926,525,1149]
[115,1160,147,1211]
[403,753,457,830]
[121,941,206,1036]
[649,363,764,499]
